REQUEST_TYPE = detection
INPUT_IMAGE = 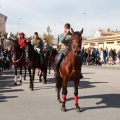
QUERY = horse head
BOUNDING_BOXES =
[70,28,83,55]
[11,40,20,53]
[25,41,34,58]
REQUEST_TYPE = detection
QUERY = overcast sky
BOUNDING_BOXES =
[0,0,120,37]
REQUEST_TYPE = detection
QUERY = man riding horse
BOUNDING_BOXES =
[32,32,44,65]
[54,23,83,78]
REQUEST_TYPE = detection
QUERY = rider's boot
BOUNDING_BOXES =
[54,52,64,78]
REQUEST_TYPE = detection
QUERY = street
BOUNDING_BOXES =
[0,66,120,120]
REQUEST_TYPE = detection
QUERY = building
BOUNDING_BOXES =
[0,13,7,35]
[84,29,120,51]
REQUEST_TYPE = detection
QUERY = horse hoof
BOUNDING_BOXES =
[14,82,17,85]
[39,80,42,83]
[76,107,81,112]
[57,99,61,103]
[76,108,81,112]
[30,87,34,91]
[20,80,22,84]
[61,106,66,112]
[44,82,46,84]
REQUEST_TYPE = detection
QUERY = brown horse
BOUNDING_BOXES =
[25,41,47,90]
[54,28,83,112]
[11,40,26,85]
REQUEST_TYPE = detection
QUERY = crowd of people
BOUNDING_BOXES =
[81,47,120,66]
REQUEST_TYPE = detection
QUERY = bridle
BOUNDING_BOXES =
[71,35,82,55]
[12,52,23,63]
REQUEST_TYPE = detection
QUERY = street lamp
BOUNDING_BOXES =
[11,28,13,33]
[83,13,86,49]
[18,18,22,33]
[54,25,56,39]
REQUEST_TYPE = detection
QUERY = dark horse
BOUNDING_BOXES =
[11,40,26,85]
[54,28,83,112]
[25,41,47,90]
[39,49,49,81]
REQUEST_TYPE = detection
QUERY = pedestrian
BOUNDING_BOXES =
[100,48,104,64]
[117,50,120,65]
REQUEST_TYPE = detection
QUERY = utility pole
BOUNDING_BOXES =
[83,13,86,49]
[18,18,22,33]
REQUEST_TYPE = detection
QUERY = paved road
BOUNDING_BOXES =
[0,66,120,120]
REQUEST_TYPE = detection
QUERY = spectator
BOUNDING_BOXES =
[100,48,104,63]
[109,49,114,65]
[82,49,88,65]
[117,50,120,65]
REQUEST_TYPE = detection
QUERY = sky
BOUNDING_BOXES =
[0,0,120,38]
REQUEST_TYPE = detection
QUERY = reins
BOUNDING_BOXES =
[12,52,23,63]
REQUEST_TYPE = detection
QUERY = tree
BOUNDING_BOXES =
[43,26,54,46]
[47,26,52,35]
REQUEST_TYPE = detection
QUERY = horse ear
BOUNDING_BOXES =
[80,28,83,34]
[71,28,75,35]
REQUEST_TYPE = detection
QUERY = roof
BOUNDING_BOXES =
[0,13,7,21]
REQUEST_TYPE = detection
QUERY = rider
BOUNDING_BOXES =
[54,23,84,78]
[32,32,44,65]
[43,38,49,52]
[18,32,27,58]
[54,23,72,77]
[18,32,27,49]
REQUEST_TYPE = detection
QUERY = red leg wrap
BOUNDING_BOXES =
[62,95,66,103]
[38,69,40,74]
[74,95,78,104]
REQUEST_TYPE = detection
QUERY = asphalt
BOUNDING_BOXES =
[0,66,120,120]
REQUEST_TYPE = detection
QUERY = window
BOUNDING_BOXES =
[83,44,88,45]
[107,42,114,44]
[90,43,95,46]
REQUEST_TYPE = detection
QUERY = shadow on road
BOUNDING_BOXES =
[0,70,24,103]
[66,94,120,112]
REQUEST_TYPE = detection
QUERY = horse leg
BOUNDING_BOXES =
[61,81,67,112]
[19,67,22,84]
[56,77,62,103]
[74,81,81,112]
[43,67,47,84]
[32,68,35,82]
[28,67,33,90]
[24,66,26,80]
[39,71,42,82]
[14,67,17,85]
[49,62,51,74]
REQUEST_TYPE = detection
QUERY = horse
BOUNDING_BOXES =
[25,41,47,90]
[37,52,51,76]
[10,40,26,85]
[54,28,83,112]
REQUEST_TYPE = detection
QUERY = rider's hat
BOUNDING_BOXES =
[19,32,25,35]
